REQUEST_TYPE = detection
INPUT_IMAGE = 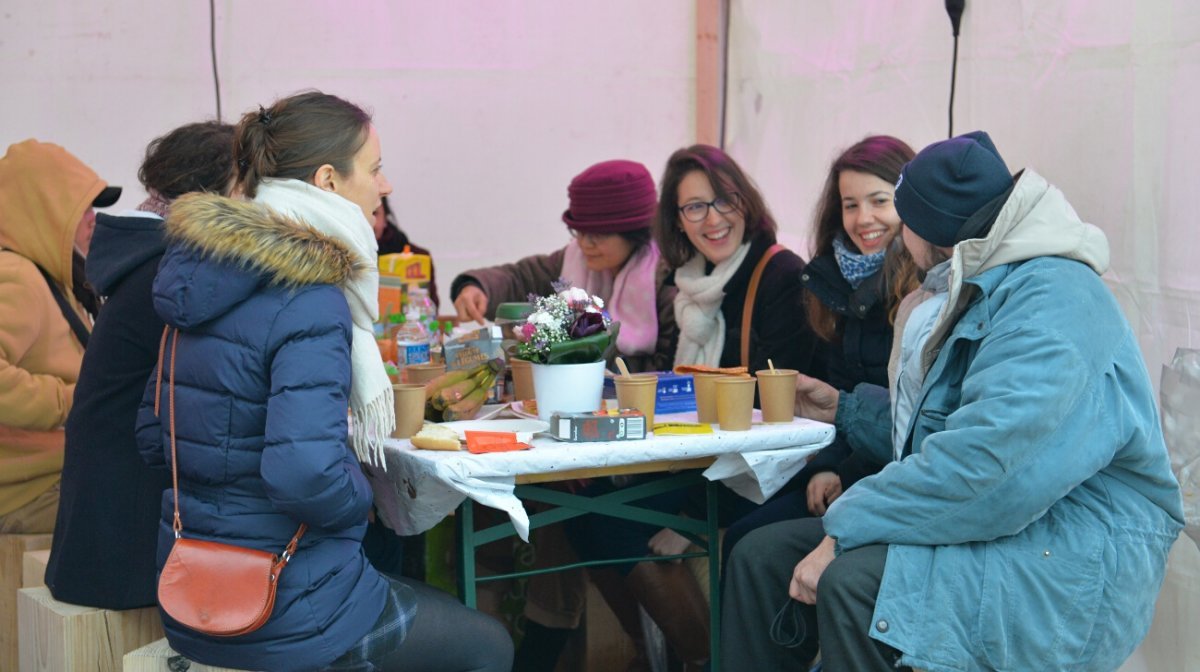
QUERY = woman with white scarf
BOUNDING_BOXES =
[566,145,824,671]
[451,159,677,374]
[137,92,511,672]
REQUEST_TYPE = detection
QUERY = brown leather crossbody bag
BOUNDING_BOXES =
[154,326,306,637]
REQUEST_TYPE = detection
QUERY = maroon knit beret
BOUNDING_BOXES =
[561,159,657,234]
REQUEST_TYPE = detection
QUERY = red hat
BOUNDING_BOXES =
[562,160,657,234]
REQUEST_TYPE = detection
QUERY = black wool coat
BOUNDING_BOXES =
[45,213,171,609]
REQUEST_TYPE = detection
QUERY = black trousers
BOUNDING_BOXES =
[720,517,909,672]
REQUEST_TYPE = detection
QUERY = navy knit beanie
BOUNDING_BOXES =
[894,130,1011,247]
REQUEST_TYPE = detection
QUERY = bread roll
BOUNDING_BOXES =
[410,423,462,451]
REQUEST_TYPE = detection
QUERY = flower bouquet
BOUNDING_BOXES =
[514,281,620,420]
[514,281,619,365]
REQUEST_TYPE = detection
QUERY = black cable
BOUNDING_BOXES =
[209,0,222,121]
[718,0,732,149]
[948,33,959,138]
[945,0,964,137]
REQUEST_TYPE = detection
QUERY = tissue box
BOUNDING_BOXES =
[549,409,647,442]
[602,371,696,414]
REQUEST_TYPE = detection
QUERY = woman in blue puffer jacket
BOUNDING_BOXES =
[136,91,512,672]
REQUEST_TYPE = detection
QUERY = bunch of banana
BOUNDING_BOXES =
[424,358,504,422]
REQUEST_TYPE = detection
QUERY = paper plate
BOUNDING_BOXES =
[475,403,509,421]
[509,400,539,420]
[439,418,550,443]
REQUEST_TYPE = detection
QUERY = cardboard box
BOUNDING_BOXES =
[602,371,696,414]
[444,326,504,403]
[548,410,647,442]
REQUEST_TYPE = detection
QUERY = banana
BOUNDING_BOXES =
[425,359,504,415]
[442,385,488,421]
[425,367,476,400]
[437,376,481,408]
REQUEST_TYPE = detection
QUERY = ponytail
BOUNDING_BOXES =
[233,91,371,198]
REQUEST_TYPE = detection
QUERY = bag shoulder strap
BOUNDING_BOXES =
[740,244,785,369]
[0,249,91,348]
[154,326,306,551]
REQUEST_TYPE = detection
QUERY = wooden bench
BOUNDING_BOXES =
[17,586,162,672]
[1,533,53,671]
[123,638,255,671]
[22,549,50,588]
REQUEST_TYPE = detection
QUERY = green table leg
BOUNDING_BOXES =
[458,500,477,608]
[707,478,721,671]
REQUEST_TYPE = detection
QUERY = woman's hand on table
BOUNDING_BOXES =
[454,284,489,323]
[648,528,692,562]
[789,534,837,605]
[794,374,839,424]
[806,471,843,516]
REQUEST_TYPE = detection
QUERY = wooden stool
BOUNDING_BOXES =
[22,549,50,588]
[1,533,52,671]
[17,586,162,672]
[123,638,255,672]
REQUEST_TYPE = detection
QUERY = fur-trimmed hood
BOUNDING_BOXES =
[154,193,366,329]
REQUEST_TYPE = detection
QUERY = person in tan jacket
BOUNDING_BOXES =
[0,139,120,533]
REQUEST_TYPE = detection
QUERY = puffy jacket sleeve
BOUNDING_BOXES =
[259,289,373,531]
[824,271,1129,550]
[449,248,565,320]
[0,260,75,429]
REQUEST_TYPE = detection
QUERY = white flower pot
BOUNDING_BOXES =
[530,360,606,421]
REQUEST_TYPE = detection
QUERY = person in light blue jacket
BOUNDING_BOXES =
[721,131,1184,671]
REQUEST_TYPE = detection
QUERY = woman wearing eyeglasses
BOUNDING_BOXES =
[657,144,819,376]
[450,159,677,373]
[564,145,824,671]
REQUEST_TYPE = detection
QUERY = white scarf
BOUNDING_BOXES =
[255,179,395,467]
[560,239,661,355]
[672,242,751,367]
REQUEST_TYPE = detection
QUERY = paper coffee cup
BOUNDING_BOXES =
[509,358,535,402]
[692,373,724,424]
[615,374,659,428]
[405,362,446,385]
[391,383,427,439]
[715,376,756,431]
[756,369,798,423]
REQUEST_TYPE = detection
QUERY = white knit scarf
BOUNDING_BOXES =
[672,241,751,367]
[560,239,661,355]
[255,179,395,467]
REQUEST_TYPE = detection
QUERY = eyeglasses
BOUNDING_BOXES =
[678,193,740,223]
[568,229,614,244]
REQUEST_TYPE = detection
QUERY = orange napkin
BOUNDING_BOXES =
[465,430,531,454]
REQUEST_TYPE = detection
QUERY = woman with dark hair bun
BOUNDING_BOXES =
[136,91,512,672]
[45,121,236,610]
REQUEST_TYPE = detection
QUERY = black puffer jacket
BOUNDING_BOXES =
[799,253,896,486]
[673,232,824,381]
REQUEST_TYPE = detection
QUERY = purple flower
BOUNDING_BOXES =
[517,322,536,342]
[568,311,605,339]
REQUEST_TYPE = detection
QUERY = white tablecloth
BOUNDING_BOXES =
[366,410,834,541]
